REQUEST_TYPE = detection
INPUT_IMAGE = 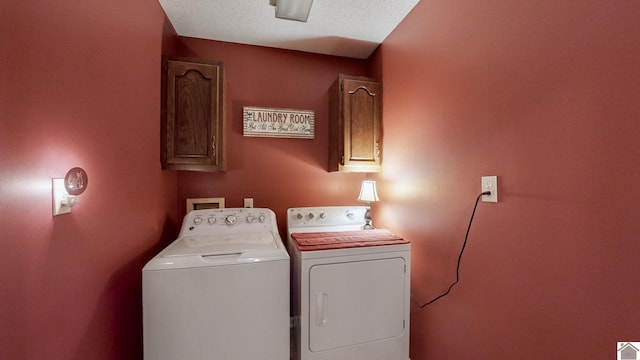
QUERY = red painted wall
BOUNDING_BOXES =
[1,1,179,359]
[4,0,638,359]
[174,38,371,235]
[373,0,640,358]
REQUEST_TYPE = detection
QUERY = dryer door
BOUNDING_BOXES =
[308,257,406,352]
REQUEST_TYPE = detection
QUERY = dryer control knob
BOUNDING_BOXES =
[319,212,327,219]
[246,215,255,223]
[258,215,266,222]
[208,217,216,225]
[194,217,203,225]
[308,213,315,220]
[225,215,237,225]
[296,213,303,220]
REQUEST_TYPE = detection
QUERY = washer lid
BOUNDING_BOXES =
[162,232,279,257]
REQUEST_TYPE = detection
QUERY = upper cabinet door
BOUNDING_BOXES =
[161,57,225,172]
[329,75,382,172]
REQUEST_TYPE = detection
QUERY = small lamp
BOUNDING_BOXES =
[358,180,380,230]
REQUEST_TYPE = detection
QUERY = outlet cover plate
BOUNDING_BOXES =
[481,176,498,203]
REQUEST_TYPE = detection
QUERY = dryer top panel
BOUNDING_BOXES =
[291,229,408,251]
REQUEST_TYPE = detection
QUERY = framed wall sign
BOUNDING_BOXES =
[243,106,314,139]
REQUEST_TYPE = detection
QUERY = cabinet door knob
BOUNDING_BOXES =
[375,142,380,161]
[211,136,216,158]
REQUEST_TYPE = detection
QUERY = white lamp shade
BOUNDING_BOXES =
[358,180,380,202]
[275,0,314,22]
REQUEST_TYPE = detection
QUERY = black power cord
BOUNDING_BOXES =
[413,191,491,308]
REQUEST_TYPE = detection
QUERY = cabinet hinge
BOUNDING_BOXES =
[340,82,344,91]
[403,319,406,329]
[404,264,407,273]
[341,155,345,165]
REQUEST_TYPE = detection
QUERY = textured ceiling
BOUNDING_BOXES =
[159,0,420,59]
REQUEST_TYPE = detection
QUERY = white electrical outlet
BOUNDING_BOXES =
[244,198,254,208]
[481,176,498,203]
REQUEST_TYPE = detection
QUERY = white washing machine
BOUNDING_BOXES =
[143,208,289,360]
[287,206,411,360]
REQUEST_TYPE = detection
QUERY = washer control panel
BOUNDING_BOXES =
[180,208,277,236]
[287,206,368,230]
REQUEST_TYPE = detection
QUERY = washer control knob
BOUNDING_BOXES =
[296,213,303,220]
[346,211,354,220]
[319,212,327,219]
[308,213,315,220]
[194,217,203,225]
[207,217,216,225]
[246,215,255,223]
[225,215,237,225]
[258,215,266,223]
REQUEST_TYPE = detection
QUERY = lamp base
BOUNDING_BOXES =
[363,206,375,230]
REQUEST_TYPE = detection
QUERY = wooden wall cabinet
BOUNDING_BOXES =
[161,56,225,172]
[329,74,382,172]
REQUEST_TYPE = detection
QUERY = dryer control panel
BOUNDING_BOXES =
[287,206,368,231]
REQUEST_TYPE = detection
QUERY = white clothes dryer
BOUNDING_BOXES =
[287,206,411,360]
[143,208,289,360]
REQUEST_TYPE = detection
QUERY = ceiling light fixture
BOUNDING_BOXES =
[274,0,314,22]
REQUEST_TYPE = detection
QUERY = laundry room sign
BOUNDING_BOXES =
[243,106,315,139]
